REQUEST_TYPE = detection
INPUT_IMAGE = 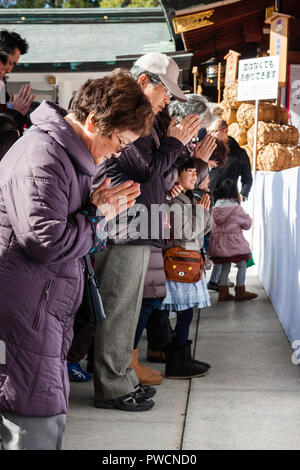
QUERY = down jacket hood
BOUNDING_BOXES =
[212,204,240,225]
[209,202,252,258]
[30,100,95,177]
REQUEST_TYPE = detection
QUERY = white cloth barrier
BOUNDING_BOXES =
[246,167,300,346]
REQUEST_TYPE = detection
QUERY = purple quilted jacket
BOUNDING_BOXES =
[0,101,99,417]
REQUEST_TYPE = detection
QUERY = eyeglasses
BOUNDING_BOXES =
[211,127,228,134]
[155,81,172,98]
[162,84,172,98]
[115,134,131,154]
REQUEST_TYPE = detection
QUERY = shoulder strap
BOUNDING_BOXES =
[84,254,94,278]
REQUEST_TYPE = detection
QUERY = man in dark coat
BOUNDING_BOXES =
[92,53,216,412]
[207,118,253,291]
[0,30,35,131]
[208,118,253,203]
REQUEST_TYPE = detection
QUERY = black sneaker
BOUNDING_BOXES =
[94,391,155,411]
[134,383,156,399]
[207,281,219,292]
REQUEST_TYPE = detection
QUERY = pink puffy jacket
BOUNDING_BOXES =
[209,201,252,258]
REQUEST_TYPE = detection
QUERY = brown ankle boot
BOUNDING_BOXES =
[147,349,166,363]
[235,285,258,301]
[130,348,163,386]
[218,285,235,301]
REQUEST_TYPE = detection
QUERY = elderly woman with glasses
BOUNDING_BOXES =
[0,72,153,450]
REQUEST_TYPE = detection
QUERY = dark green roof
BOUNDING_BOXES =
[0,8,176,65]
[0,7,165,24]
[161,1,229,12]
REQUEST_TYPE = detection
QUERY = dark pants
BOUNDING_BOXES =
[171,308,193,348]
[146,308,173,351]
[67,321,95,363]
[134,298,160,349]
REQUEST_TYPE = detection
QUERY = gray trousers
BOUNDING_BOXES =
[219,261,247,287]
[93,244,151,401]
[209,263,222,283]
[0,411,66,450]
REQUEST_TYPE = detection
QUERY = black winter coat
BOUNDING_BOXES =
[209,136,253,202]
[94,121,208,248]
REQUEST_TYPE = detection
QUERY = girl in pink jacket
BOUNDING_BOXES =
[209,179,258,301]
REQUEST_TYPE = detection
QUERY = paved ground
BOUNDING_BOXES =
[64,267,300,450]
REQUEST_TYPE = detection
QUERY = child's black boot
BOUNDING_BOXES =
[165,343,210,379]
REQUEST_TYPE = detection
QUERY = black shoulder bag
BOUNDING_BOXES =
[76,255,106,328]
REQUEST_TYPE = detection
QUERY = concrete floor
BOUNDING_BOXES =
[64,267,300,450]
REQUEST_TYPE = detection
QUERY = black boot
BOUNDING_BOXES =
[186,340,211,370]
[165,343,210,379]
[146,309,173,351]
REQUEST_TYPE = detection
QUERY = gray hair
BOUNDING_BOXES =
[168,94,213,128]
[130,65,162,87]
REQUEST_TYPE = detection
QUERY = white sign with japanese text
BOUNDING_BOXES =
[237,56,280,101]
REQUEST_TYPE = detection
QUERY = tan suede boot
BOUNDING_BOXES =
[147,349,166,363]
[235,285,258,301]
[218,285,235,301]
[130,348,163,386]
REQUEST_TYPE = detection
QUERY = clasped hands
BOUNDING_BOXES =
[90,178,140,221]
[167,114,217,162]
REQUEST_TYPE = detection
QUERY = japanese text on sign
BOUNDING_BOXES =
[237,56,279,101]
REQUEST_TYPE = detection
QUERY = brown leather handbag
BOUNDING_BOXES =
[163,246,204,283]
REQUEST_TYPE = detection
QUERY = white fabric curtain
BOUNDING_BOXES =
[248,167,300,346]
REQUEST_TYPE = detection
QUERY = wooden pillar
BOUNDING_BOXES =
[217,62,222,103]
[192,66,199,94]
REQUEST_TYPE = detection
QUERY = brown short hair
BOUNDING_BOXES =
[209,138,229,167]
[71,72,153,137]
[213,118,228,131]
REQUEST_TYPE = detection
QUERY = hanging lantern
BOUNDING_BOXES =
[201,57,224,85]
[205,57,219,79]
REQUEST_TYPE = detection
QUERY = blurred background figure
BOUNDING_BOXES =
[207,118,253,292]
[168,93,213,129]
[0,113,19,160]
[0,30,35,132]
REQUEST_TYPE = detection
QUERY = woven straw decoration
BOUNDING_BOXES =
[213,101,226,117]
[237,103,288,129]
[247,122,299,149]
[276,105,288,125]
[228,122,248,146]
[223,107,237,125]
[237,103,276,129]
[257,144,300,171]
[223,82,240,109]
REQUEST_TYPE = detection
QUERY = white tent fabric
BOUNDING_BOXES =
[248,168,300,347]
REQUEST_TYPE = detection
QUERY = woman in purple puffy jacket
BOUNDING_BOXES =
[0,72,152,450]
